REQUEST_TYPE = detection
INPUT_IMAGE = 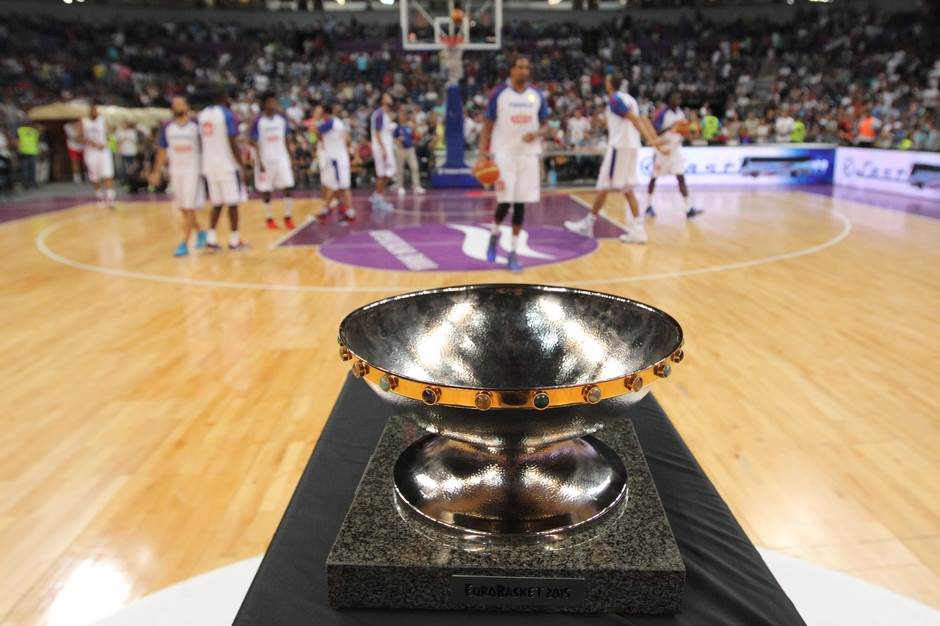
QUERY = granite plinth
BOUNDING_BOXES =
[326,414,685,613]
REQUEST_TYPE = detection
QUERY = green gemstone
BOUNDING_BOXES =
[533,392,550,409]
[662,364,672,377]
[379,376,391,392]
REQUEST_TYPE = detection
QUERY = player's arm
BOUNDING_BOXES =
[478,118,494,161]
[523,90,551,143]
[224,108,244,168]
[626,111,669,152]
[249,116,263,171]
[148,125,168,188]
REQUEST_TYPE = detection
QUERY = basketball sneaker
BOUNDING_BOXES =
[486,233,499,263]
[316,208,330,221]
[414,186,426,194]
[397,187,406,196]
[619,226,648,244]
[507,251,522,272]
[339,207,356,224]
[564,215,594,238]
[686,207,704,218]
[284,216,295,229]
[195,231,207,249]
[229,241,251,251]
[645,205,657,218]
[173,242,189,257]
[266,217,277,230]
[205,242,222,252]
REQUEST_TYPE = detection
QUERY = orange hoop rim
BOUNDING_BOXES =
[440,34,465,48]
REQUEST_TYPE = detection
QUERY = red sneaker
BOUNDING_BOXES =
[284,216,295,229]
[265,217,277,230]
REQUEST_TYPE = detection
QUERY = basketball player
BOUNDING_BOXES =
[149,96,206,257]
[370,93,396,211]
[313,104,355,223]
[251,91,296,230]
[198,90,248,251]
[564,72,667,244]
[646,92,702,219]
[78,101,116,209]
[477,55,549,272]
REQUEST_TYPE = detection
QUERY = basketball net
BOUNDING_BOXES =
[442,35,464,85]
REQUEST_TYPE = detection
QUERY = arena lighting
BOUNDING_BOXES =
[379,0,394,5]
[547,0,562,5]
[336,0,346,5]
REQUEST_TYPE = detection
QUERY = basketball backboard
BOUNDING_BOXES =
[400,0,502,51]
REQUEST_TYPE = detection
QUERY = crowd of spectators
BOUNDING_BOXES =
[0,5,938,191]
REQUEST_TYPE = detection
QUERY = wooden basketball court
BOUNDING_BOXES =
[1,186,938,624]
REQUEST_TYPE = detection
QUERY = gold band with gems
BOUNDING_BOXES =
[338,343,684,410]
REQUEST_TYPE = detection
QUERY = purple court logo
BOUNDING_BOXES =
[319,224,597,272]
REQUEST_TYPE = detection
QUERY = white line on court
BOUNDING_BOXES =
[35,199,852,293]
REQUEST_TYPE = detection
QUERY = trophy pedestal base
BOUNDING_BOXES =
[326,414,685,613]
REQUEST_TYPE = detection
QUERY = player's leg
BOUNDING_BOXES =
[409,148,424,193]
[677,175,702,218]
[207,205,223,250]
[338,157,356,222]
[395,148,406,195]
[617,149,646,244]
[506,155,541,272]
[646,176,658,217]
[487,154,515,263]
[280,163,296,228]
[101,152,116,208]
[565,146,615,237]
[262,190,276,229]
[506,203,525,272]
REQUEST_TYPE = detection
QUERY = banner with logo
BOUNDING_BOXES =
[633,145,835,187]
[834,147,940,200]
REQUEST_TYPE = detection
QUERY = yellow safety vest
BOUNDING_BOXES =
[17,126,39,156]
[791,120,806,143]
[703,115,720,140]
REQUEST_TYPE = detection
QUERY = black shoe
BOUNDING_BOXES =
[686,207,704,218]
[645,205,656,218]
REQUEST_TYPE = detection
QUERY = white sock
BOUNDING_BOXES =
[586,213,596,225]
[491,224,500,236]
[264,200,273,219]
[511,234,519,251]
[284,197,293,217]
[229,231,241,246]
[683,194,693,211]
[207,229,217,245]
[106,188,115,202]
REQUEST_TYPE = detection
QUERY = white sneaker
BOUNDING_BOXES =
[397,187,406,196]
[414,186,426,194]
[564,217,594,238]
[619,227,648,244]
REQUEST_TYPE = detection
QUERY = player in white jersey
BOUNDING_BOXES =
[477,55,549,272]
[78,101,115,208]
[198,90,248,251]
[564,72,667,244]
[149,96,207,257]
[251,91,297,231]
[646,92,702,219]
[311,104,355,223]
[369,93,396,211]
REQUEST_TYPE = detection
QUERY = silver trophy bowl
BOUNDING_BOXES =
[339,284,684,537]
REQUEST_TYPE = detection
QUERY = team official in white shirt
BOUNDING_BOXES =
[78,101,116,209]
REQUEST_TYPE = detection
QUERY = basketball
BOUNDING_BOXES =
[451,7,465,25]
[473,158,499,186]
[674,119,690,137]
